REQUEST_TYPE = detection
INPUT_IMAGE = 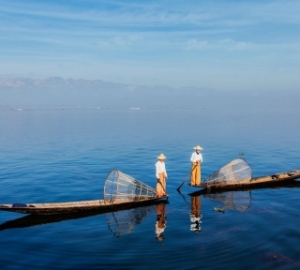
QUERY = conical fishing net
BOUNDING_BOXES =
[203,158,252,185]
[104,170,156,204]
[204,191,251,212]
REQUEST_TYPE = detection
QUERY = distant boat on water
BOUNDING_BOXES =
[130,107,140,110]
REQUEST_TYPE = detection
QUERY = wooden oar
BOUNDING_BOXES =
[176,165,197,192]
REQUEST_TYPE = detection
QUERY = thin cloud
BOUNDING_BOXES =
[218,39,255,51]
[186,40,208,50]
[2,0,300,27]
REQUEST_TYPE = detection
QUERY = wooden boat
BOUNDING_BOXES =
[0,197,168,215]
[189,177,300,196]
[195,169,300,192]
[189,158,300,193]
[0,169,168,215]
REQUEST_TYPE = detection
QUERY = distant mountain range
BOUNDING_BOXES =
[0,77,298,108]
[0,77,212,93]
[0,77,127,90]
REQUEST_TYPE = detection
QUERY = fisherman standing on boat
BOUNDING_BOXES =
[190,146,203,186]
[155,153,168,197]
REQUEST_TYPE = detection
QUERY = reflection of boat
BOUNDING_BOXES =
[0,170,168,215]
[0,200,168,232]
[0,209,103,231]
[190,158,300,192]
[203,191,252,212]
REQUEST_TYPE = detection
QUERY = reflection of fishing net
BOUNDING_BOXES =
[104,170,156,204]
[105,205,154,237]
[204,191,251,212]
[203,158,252,185]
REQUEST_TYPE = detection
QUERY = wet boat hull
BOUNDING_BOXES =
[0,197,168,215]
[191,170,300,192]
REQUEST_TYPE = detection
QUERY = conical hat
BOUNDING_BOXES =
[193,145,203,150]
[157,153,166,160]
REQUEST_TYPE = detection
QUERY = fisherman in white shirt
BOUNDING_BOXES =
[155,153,168,197]
[190,146,203,186]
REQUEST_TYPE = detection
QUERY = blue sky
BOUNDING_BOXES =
[1,0,300,91]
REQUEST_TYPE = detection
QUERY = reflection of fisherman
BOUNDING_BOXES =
[155,203,167,241]
[155,153,168,198]
[190,146,203,186]
[190,196,202,232]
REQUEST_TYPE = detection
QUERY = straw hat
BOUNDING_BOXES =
[193,145,203,150]
[157,153,166,160]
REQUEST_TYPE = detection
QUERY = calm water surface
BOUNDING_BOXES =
[0,107,300,270]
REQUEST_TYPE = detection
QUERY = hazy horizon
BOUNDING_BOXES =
[1,76,299,108]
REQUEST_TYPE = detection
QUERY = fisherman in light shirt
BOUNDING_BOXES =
[190,146,203,186]
[155,153,168,197]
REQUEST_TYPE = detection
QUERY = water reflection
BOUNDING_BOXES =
[204,191,252,212]
[155,202,167,241]
[190,196,202,232]
[0,211,101,231]
[105,205,155,237]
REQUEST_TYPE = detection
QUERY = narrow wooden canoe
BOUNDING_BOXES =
[191,169,300,192]
[0,196,168,215]
[189,180,300,197]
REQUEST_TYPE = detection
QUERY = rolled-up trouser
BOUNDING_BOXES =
[190,162,201,186]
[156,172,167,197]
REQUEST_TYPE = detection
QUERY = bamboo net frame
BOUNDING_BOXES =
[203,158,252,185]
[104,170,156,204]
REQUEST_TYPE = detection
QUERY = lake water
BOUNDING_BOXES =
[0,107,300,270]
